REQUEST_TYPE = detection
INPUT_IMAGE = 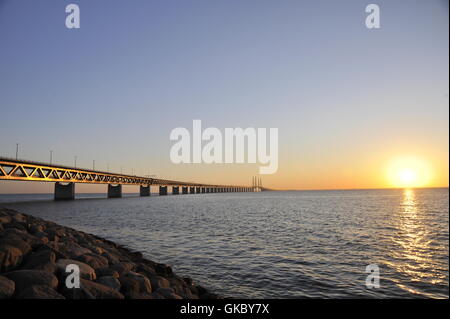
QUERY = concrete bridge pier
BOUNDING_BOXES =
[196,187,201,193]
[54,182,75,200]
[182,186,188,194]
[108,184,122,198]
[202,187,206,193]
[159,186,168,195]
[172,186,180,195]
[190,187,195,194]
[140,185,150,197]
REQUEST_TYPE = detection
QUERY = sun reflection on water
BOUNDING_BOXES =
[389,189,447,297]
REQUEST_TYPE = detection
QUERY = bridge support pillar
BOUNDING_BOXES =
[140,185,150,197]
[54,182,75,200]
[196,187,201,193]
[182,186,188,194]
[172,186,180,195]
[108,184,122,198]
[202,187,206,193]
[190,187,195,194]
[159,186,168,195]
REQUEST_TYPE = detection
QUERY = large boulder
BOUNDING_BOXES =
[119,271,152,297]
[0,245,23,272]
[57,241,92,258]
[136,263,156,277]
[96,276,121,291]
[0,214,12,225]
[0,275,15,299]
[4,270,58,293]
[148,274,170,290]
[79,279,124,299]
[101,250,121,265]
[28,224,45,234]
[20,249,56,273]
[0,236,32,255]
[56,259,96,280]
[15,285,65,299]
[96,267,120,279]
[76,253,108,270]
[11,213,27,224]
[1,228,45,249]
[155,287,182,299]
[110,262,134,275]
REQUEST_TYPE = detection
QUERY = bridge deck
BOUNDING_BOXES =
[0,157,245,189]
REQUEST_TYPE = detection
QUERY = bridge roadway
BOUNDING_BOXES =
[0,157,253,200]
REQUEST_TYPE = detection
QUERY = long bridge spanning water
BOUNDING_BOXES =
[0,157,260,200]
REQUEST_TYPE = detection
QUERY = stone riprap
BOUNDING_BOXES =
[0,208,219,299]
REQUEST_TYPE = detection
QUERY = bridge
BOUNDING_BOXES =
[0,157,256,200]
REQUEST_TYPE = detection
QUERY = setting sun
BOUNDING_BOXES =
[387,157,433,188]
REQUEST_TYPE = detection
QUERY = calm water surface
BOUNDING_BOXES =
[1,189,448,298]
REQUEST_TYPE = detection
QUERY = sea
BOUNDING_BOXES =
[0,188,448,298]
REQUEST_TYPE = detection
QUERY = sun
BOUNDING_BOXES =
[386,157,432,188]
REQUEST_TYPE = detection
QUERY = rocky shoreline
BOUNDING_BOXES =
[0,207,219,299]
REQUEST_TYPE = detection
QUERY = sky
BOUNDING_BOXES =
[0,0,448,193]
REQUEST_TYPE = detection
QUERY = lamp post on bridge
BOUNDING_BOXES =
[74,156,77,168]
[50,150,53,164]
[15,143,19,160]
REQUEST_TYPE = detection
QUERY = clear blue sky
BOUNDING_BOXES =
[0,0,448,192]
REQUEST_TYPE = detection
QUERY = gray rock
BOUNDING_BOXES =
[21,250,57,273]
[80,279,124,299]
[155,287,182,299]
[12,213,27,223]
[58,241,92,258]
[56,259,96,280]
[96,267,120,279]
[4,270,58,292]
[0,275,15,299]
[101,251,121,265]
[148,274,170,290]
[76,253,108,270]
[0,244,23,272]
[15,285,65,299]
[1,228,43,249]
[0,236,32,255]
[119,271,152,296]
[96,276,121,291]
[110,262,134,274]
[28,224,45,234]
[0,215,12,224]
